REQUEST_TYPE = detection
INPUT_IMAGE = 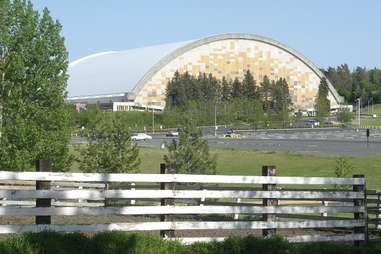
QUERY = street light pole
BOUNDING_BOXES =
[152,107,155,134]
[214,103,217,137]
[357,98,361,126]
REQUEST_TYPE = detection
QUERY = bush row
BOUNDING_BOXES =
[1,232,381,254]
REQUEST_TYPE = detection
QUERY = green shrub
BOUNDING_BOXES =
[84,232,183,254]
[1,232,381,254]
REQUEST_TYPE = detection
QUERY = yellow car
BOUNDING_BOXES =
[223,133,241,138]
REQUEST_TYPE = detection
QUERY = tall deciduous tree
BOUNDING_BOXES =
[164,121,216,174]
[0,0,71,170]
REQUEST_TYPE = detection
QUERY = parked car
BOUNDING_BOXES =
[131,133,152,141]
[293,119,320,128]
[166,131,179,137]
[223,129,241,138]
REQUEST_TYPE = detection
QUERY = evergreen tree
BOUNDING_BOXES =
[221,77,231,102]
[315,77,330,119]
[0,1,71,170]
[260,75,272,111]
[79,114,140,173]
[231,77,242,98]
[164,121,216,174]
[324,64,381,105]
[165,71,188,110]
[242,70,257,99]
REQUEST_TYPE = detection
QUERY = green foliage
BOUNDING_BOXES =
[78,113,140,173]
[1,232,381,254]
[324,65,381,105]
[315,78,330,121]
[164,121,216,174]
[0,231,88,254]
[85,232,183,254]
[242,70,257,99]
[337,108,353,123]
[164,71,292,128]
[334,157,354,189]
[0,0,71,170]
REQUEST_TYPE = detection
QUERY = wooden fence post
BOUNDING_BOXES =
[160,163,175,238]
[130,183,136,205]
[353,174,367,246]
[262,165,277,238]
[35,159,51,225]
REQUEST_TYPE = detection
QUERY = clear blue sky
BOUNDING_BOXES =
[31,0,380,69]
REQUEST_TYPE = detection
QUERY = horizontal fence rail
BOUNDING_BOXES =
[0,205,365,216]
[0,171,365,185]
[0,164,368,245]
[0,189,365,200]
[0,220,365,234]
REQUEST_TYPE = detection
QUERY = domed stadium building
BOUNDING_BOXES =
[67,33,344,113]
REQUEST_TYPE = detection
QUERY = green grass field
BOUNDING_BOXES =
[137,146,381,189]
[362,103,381,115]
[358,117,381,126]
[70,145,381,189]
[349,103,381,126]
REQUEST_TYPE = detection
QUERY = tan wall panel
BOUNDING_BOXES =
[135,39,335,110]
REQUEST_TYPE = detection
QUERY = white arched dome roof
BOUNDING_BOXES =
[68,40,192,97]
[68,33,343,108]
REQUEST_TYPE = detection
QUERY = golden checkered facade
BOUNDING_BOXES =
[133,38,340,110]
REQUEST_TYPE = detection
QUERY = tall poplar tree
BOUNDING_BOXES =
[0,0,71,170]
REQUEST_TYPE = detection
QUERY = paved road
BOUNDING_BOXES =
[71,128,381,156]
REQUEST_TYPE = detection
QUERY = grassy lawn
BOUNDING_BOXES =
[362,103,381,115]
[137,146,381,190]
[70,145,381,189]
[355,103,381,126]
[358,117,381,126]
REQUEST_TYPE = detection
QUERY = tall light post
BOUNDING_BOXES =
[357,98,361,126]
[152,107,155,134]
[214,103,217,137]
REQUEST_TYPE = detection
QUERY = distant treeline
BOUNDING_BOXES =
[165,71,291,113]
[323,65,381,106]
[164,71,292,127]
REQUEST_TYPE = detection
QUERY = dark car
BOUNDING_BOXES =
[166,131,179,137]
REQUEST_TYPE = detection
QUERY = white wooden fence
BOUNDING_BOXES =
[0,180,105,207]
[367,190,381,232]
[0,165,367,245]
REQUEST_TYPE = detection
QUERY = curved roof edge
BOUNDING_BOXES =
[131,33,344,104]
[69,51,118,68]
